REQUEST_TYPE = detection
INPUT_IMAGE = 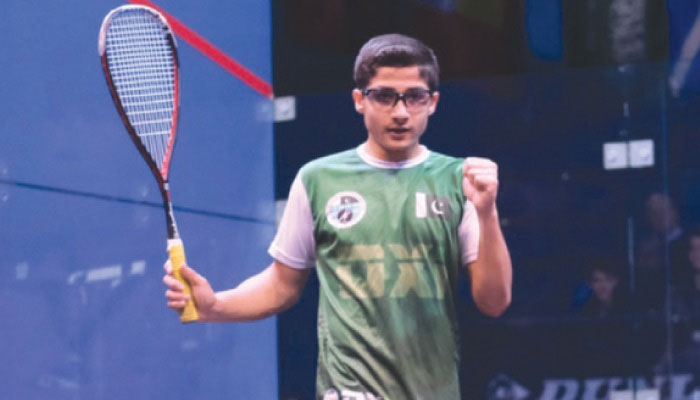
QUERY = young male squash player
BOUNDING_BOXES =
[164,33,512,399]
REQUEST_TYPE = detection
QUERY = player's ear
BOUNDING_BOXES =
[352,89,365,114]
[428,91,439,116]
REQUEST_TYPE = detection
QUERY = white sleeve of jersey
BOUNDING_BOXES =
[459,200,480,265]
[267,173,317,269]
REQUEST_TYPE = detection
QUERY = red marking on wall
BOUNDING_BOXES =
[128,0,274,99]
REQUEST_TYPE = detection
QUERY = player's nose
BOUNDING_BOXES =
[391,100,410,120]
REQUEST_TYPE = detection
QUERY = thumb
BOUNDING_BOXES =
[462,176,475,198]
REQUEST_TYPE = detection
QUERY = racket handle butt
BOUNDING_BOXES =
[168,239,199,323]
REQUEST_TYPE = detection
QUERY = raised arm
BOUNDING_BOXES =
[463,157,512,317]
[164,260,311,322]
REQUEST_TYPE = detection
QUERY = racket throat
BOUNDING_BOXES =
[162,184,181,240]
[166,205,181,239]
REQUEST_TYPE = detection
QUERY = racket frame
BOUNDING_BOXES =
[99,5,197,322]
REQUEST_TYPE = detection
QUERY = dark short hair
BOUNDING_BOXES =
[353,34,439,91]
[584,254,623,281]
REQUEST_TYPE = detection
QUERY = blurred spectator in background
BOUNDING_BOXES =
[635,192,687,311]
[564,0,668,68]
[573,255,636,376]
[636,192,685,270]
[656,227,700,374]
[673,226,700,311]
[576,255,631,318]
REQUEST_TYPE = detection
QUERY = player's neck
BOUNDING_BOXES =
[358,142,428,169]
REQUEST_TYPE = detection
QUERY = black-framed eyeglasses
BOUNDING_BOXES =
[362,88,434,111]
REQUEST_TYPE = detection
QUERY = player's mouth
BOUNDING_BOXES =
[386,127,410,135]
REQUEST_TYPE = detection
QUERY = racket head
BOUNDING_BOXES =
[99,5,180,183]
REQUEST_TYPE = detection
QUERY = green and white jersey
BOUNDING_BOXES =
[269,144,479,400]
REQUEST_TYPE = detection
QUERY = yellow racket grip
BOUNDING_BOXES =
[167,239,199,323]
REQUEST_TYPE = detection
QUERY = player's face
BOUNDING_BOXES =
[353,66,439,161]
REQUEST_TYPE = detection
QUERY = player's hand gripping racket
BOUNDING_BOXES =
[99,5,198,322]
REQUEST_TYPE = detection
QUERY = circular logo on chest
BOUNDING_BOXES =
[325,191,366,229]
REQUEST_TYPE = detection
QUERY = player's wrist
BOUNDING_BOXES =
[203,292,228,321]
[476,206,499,223]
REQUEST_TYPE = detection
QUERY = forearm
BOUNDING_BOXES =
[203,262,307,322]
[469,209,512,317]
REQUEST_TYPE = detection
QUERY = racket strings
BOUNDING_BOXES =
[105,10,175,169]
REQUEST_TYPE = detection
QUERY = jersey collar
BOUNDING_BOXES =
[357,143,430,169]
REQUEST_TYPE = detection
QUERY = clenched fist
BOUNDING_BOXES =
[462,157,499,217]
